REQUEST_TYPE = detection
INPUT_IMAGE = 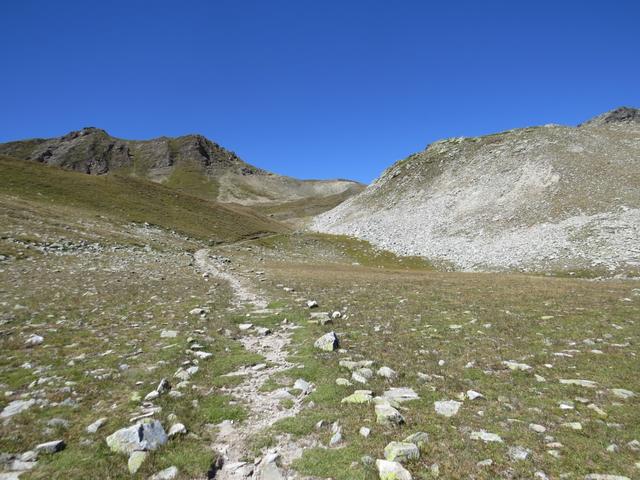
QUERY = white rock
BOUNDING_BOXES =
[466,390,483,400]
[502,360,532,371]
[559,378,597,388]
[610,388,635,399]
[375,459,412,480]
[0,399,36,418]
[149,466,179,480]
[86,417,108,433]
[306,300,318,308]
[359,427,371,438]
[168,423,187,438]
[377,366,397,380]
[508,446,531,461]
[470,430,503,443]
[382,387,419,403]
[160,330,178,338]
[529,423,546,433]
[25,334,44,347]
[434,400,462,417]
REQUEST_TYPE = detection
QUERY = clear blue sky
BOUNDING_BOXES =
[1,1,638,183]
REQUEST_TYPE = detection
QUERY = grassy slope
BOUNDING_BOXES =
[0,156,286,243]
[219,234,640,480]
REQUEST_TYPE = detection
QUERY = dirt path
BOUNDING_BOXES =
[194,249,317,479]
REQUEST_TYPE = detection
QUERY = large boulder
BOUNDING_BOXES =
[106,419,167,455]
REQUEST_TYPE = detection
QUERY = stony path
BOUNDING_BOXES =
[194,249,316,479]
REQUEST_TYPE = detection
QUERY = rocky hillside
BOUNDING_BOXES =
[0,128,363,215]
[313,107,640,274]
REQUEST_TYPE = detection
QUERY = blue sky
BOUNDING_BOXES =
[1,1,638,183]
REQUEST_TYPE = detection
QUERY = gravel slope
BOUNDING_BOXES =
[313,108,640,274]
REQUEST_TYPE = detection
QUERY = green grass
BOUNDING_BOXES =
[0,155,284,243]
[228,233,640,480]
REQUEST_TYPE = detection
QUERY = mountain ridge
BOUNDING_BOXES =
[0,128,365,220]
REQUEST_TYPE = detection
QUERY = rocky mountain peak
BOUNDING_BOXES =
[580,106,640,127]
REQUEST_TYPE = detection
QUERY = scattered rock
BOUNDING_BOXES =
[375,403,405,426]
[382,388,419,403]
[128,451,148,474]
[610,388,635,399]
[434,400,462,417]
[106,419,167,454]
[314,332,339,351]
[168,423,187,438]
[86,417,108,433]
[160,330,178,338]
[403,432,429,448]
[383,441,419,463]
[508,446,531,461]
[25,335,44,347]
[377,366,397,380]
[35,440,65,454]
[360,427,371,438]
[0,399,35,418]
[559,379,597,388]
[342,390,373,404]
[470,430,503,443]
[502,360,532,371]
[148,466,179,480]
[306,300,318,309]
[375,459,412,480]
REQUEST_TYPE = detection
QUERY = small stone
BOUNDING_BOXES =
[336,378,352,386]
[0,399,35,418]
[477,459,493,467]
[502,360,532,371]
[434,400,462,417]
[160,330,178,338]
[255,327,271,336]
[306,300,318,308]
[377,366,397,380]
[106,419,167,454]
[561,422,583,430]
[375,403,405,426]
[359,427,371,438]
[149,466,179,480]
[168,423,187,438]
[470,430,503,443]
[508,446,531,461]
[331,311,342,319]
[403,432,429,448]
[35,440,65,454]
[530,423,546,433]
[342,390,373,404]
[314,332,339,351]
[238,323,253,331]
[128,451,148,474]
[383,442,419,463]
[466,390,483,400]
[86,417,108,433]
[559,379,597,388]
[382,388,419,403]
[293,379,312,393]
[375,459,412,480]
[329,431,342,446]
[610,388,635,399]
[25,334,44,347]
